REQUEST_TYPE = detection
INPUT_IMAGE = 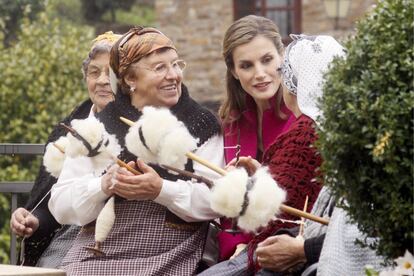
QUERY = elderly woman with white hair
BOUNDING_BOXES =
[10,31,121,267]
[199,34,345,276]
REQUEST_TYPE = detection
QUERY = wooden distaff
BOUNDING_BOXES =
[53,135,142,256]
[299,195,309,236]
[120,117,329,226]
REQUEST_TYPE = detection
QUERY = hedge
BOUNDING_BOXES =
[318,0,413,260]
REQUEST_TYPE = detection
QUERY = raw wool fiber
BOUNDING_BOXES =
[66,117,121,174]
[210,168,248,218]
[98,132,122,173]
[125,106,178,164]
[66,117,107,157]
[158,125,197,171]
[95,196,116,243]
[125,106,198,170]
[125,120,158,165]
[238,167,286,232]
[43,136,69,178]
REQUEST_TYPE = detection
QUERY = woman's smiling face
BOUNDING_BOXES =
[127,49,184,110]
[232,35,283,106]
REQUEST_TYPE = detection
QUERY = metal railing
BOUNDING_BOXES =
[0,143,44,265]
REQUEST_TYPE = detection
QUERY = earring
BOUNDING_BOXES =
[130,86,135,94]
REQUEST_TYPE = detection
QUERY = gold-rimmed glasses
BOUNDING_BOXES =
[134,59,186,78]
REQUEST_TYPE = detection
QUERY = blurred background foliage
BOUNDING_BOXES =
[0,0,45,47]
[0,0,154,263]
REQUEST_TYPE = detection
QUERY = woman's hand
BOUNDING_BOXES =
[226,156,261,175]
[111,160,163,201]
[101,164,119,196]
[10,208,39,237]
[255,234,306,272]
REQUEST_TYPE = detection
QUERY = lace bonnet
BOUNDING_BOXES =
[280,34,345,123]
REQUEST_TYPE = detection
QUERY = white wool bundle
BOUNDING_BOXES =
[238,167,286,232]
[65,117,121,174]
[95,196,115,243]
[43,136,69,177]
[91,133,122,175]
[125,107,178,164]
[65,117,107,158]
[158,124,198,170]
[125,106,198,169]
[125,123,158,164]
[210,168,249,218]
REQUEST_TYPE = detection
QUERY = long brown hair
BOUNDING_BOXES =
[219,15,287,123]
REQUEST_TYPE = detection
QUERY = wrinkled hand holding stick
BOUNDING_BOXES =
[119,109,329,233]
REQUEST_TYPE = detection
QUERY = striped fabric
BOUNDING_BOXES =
[60,199,208,275]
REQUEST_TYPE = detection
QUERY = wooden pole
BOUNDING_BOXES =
[119,116,329,225]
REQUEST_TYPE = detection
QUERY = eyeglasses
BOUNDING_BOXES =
[87,67,109,80]
[135,60,186,78]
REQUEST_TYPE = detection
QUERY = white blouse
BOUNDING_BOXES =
[48,134,225,226]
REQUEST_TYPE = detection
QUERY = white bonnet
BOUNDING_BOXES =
[280,34,345,123]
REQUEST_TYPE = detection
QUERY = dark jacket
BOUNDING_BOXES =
[22,99,93,266]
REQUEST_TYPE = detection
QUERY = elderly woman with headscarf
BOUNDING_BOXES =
[199,35,344,276]
[48,26,224,275]
[10,31,121,267]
